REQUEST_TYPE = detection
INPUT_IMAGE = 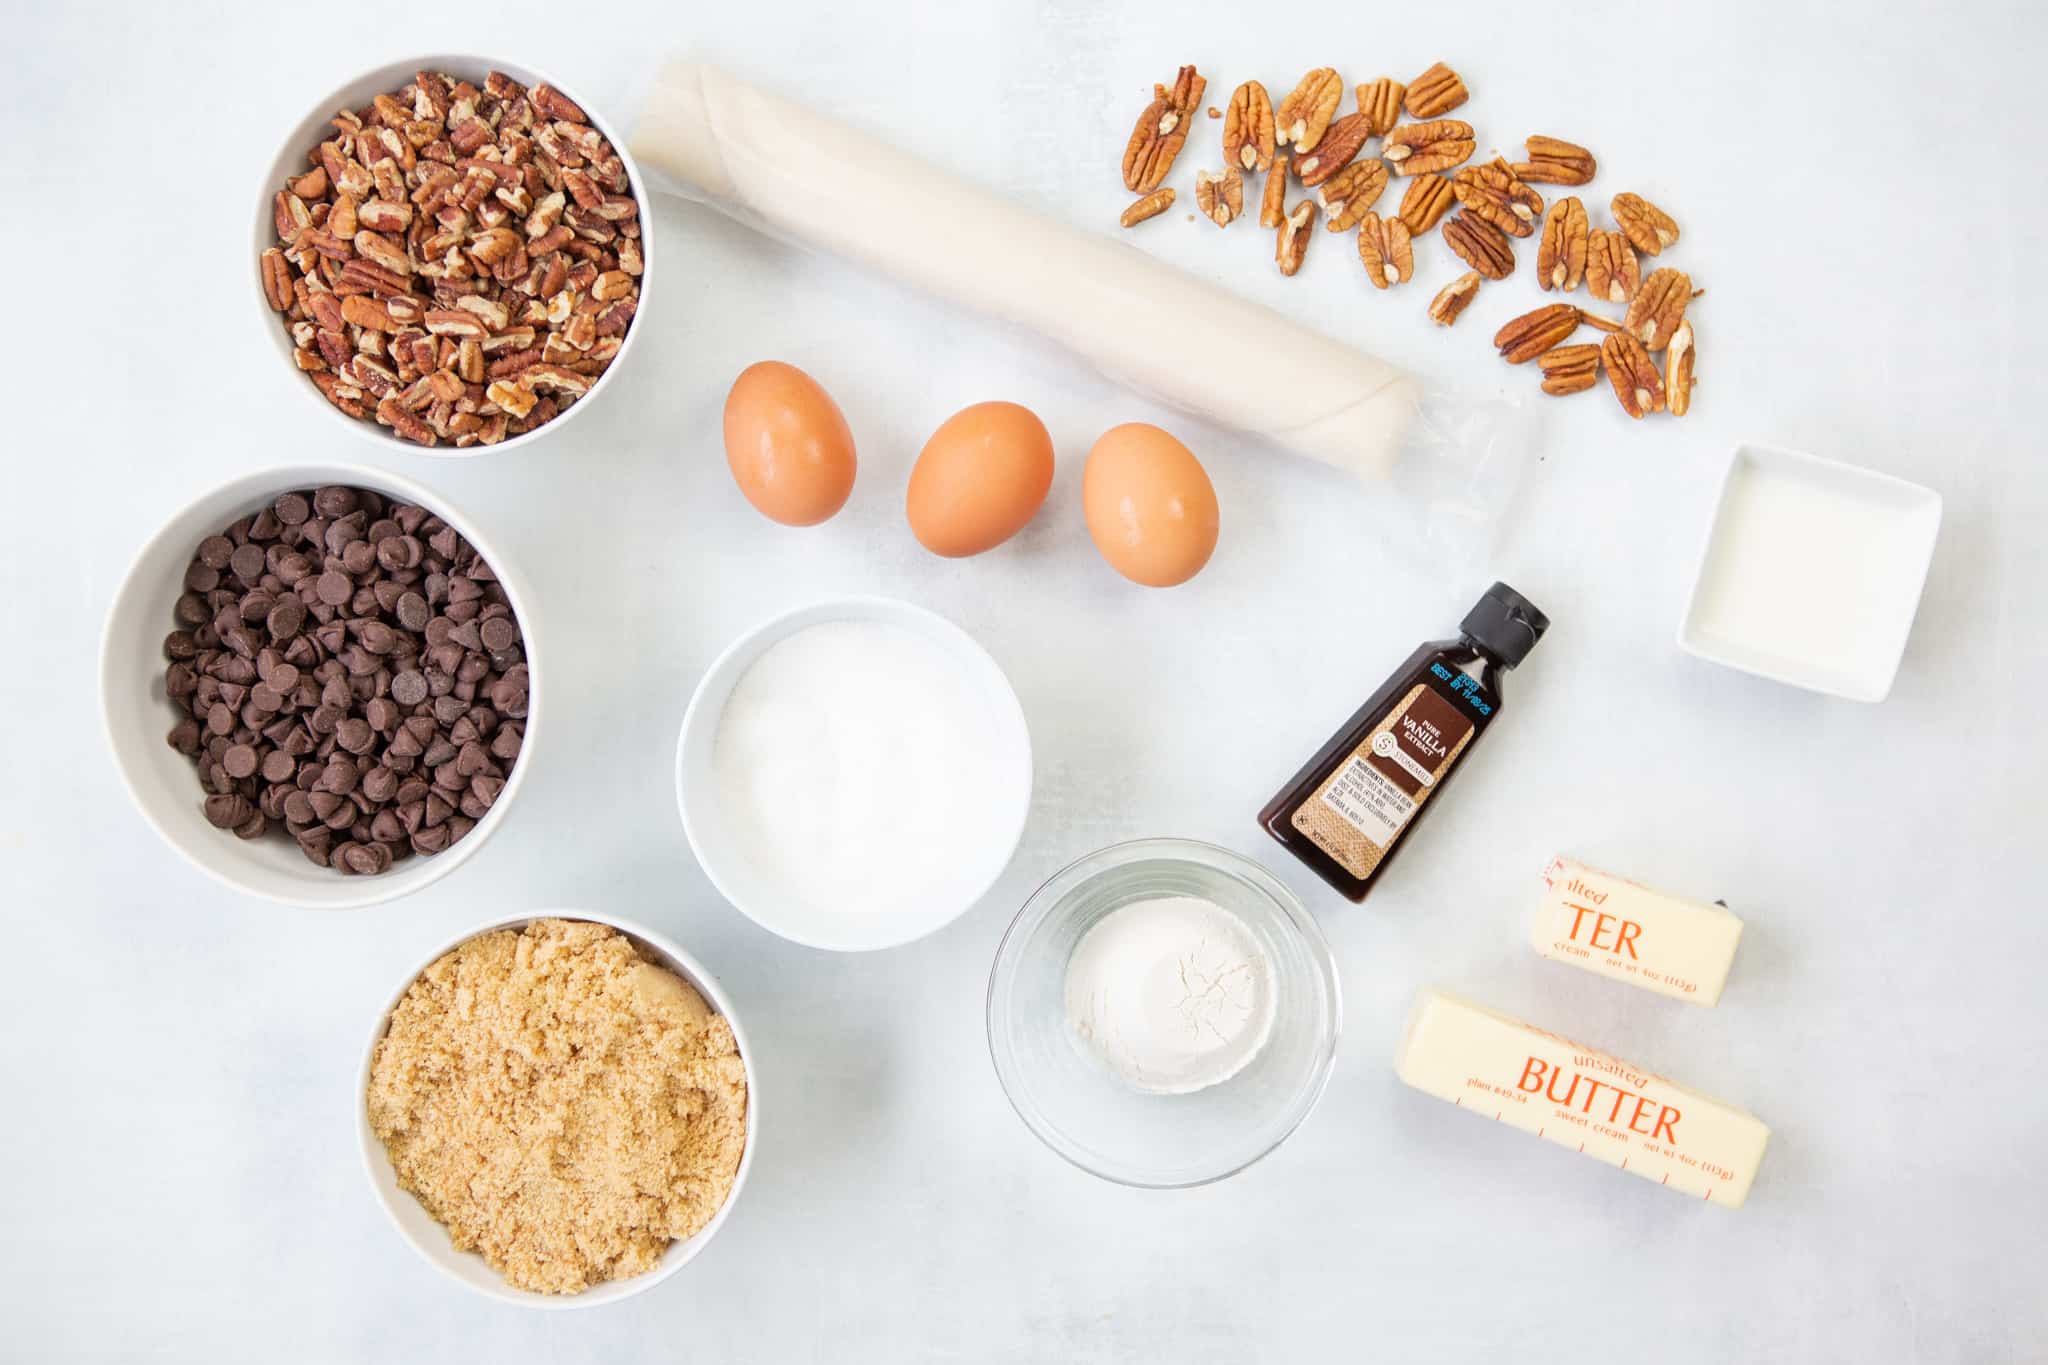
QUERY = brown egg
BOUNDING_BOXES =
[723,361,857,526]
[906,401,1056,557]
[1082,423,1220,587]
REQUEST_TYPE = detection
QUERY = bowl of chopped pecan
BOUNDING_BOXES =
[254,58,650,454]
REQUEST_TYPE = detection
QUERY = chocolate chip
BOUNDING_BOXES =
[479,616,519,652]
[316,571,353,606]
[274,493,311,525]
[222,744,259,779]
[261,750,297,783]
[198,536,235,569]
[391,670,428,706]
[229,542,267,584]
[313,486,358,518]
[336,718,376,755]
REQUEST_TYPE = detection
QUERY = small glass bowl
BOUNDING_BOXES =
[986,838,1341,1188]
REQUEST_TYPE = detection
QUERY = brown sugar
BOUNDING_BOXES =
[366,919,748,1294]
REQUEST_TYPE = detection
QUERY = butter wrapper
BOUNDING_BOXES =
[1533,857,1742,1007]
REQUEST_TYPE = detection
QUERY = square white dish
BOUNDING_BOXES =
[1679,443,1942,702]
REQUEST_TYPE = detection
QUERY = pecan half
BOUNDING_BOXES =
[1667,320,1697,416]
[1585,228,1639,304]
[1537,344,1602,395]
[1538,197,1588,293]
[1320,159,1389,231]
[1296,113,1373,186]
[1612,192,1680,256]
[1495,303,1581,363]
[1260,156,1290,227]
[1195,168,1244,227]
[1276,199,1317,276]
[1453,157,1544,238]
[1275,68,1343,152]
[1355,77,1406,137]
[260,248,294,311]
[1223,82,1275,173]
[1515,135,1596,187]
[1382,120,1474,176]
[1403,63,1468,119]
[1122,65,1206,192]
[1397,173,1455,235]
[1428,271,1482,326]
[1601,333,1665,418]
[1626,267,1692,350]
[1356,213,1414,289]
[1119,187,1176,228]
[1442,213,1515,279]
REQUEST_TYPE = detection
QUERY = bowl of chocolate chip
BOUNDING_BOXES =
[254,57,650,454]
[100,464,538,909]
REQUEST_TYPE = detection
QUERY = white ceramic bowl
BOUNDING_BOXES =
[675,597,1034,951]
[99,463,541,909]
[253,55,654,457]
[358,911,758,1307]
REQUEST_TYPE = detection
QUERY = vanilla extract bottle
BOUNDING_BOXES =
[1258,583,1548,902]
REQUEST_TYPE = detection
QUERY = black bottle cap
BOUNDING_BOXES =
[1460,582,1549,667]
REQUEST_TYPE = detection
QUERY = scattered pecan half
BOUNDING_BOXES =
[1428,271,1482,326]
[1260,156,1290,228]
[1355,78,1407,137]
[1122,65,1206,192]
[1275,68,1344,152]
[1403,63,1469,118]
[1537,344,1602,395]
[1453,157,1544,238]
[1601,333,1666,418]
[1320,159,1390,231]
[1585,228,1640,304]
[1626,267,1692,350]
[263,68,641,446]
[1611,192,1680,256]
[1667,320,1697,416]
[1296,113,1373,187]
[1195,169,1244,228]
[1495,303,1582,363]
[1119,187,1176,228]
[1515,136,1597,186]
[1382,120,1475,176]
[1276,199,1317,276]
[1538,197,1588,293]
[1443,212,1515,279]
[1356,213,1414,289]
[1223,82,1276,173]
[1398,173,1455,235]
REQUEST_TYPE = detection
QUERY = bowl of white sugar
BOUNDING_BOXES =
[675,596,1033,951]
[986,838,1341,1188]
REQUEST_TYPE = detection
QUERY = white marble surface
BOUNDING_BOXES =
[5,2,2044,1359]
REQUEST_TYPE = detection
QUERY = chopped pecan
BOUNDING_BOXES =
[1223,81,1275,173]
[1427,270,1482,326]
[530,84,587,124]
[485,379,538,419]
[1382,120,1474,176]
[1495,303,1581,363]
[1585,228,1639,304]
[1612,192,1680,256]
[1537,344,1602,395]
[1320,159,1389,231]
[1403,63,1468,118]
[1260,157,1290,228]
[260,249,294,311]
[1296,113,1373,186]
[1275,68,1343,151]
[1397,173,1455,235]
[1626,267,1692,350]
[376,394,438,446]
[1355,77,1406,137]
[1667,320,1697,416]
[1275,199,1317,276]
[1453,157,1544,238]
[1515,136,1596,187]
[1356,213,1414,289]
[288,166,328,200]
[340,295,399,331]
[1122,65,1205,192]
[1195,168,1244,227]
[1579,312,1627,335]
[1443,213,1515,279]
[1119,187,1176,228]
[1601,333,1665,418]
[1538,197,1589,293]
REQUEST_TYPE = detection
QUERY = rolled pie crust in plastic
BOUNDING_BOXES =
[631,62,1423,484]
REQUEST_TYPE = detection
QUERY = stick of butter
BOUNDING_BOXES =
[1395,989,1770,1208]
[1533,856,1743,1006]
